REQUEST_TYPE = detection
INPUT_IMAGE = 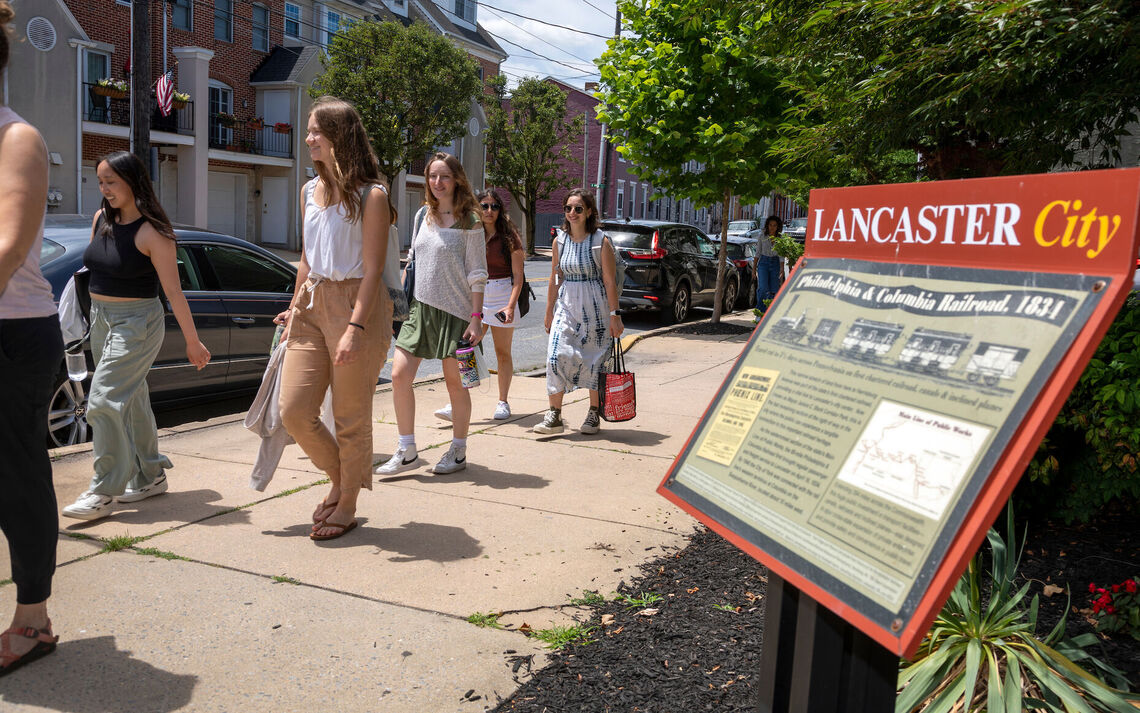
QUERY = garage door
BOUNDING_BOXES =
[208,172,237,237]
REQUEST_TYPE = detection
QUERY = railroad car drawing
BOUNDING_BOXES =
[897,328,972,375]
[839,319,903,360]
[808,318,841,348]
[965,343,1029,386]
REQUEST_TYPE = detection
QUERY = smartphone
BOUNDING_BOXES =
[495,310,508,322]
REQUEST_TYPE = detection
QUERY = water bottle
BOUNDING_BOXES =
[65,352,88,382]
[456,338,479,389]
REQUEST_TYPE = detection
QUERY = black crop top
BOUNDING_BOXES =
[83,216,161,298]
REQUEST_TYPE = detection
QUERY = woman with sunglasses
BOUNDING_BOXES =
[434,189,524,422]
[534,189,623,435]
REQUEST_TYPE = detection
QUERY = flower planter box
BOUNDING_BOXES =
[93,86,128,100]
[172,99,187,110]
[273,124,292,134]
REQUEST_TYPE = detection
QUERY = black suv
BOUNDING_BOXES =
[601,219,740,323]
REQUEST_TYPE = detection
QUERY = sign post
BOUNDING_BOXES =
[658,169,1140,708]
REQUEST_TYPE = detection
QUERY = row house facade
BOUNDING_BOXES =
[8,0,504,250]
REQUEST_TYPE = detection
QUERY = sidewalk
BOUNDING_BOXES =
[0,316,755,712]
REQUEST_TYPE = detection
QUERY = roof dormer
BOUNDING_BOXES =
[434,0,476,32]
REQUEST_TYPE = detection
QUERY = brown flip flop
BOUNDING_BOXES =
[310,519,358,541]
[312,498,338,526]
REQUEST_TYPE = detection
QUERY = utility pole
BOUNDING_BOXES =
[131,0,151,166]
[599,6,620,217]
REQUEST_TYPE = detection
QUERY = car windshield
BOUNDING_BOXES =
[40,238,66,267]
[725,243,746,259]
[785,217,808,232]
[728,221,753,232]
[604,227,655,249]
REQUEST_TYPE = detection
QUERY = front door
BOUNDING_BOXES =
[260,176,288,245]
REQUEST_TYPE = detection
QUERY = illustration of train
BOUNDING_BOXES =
[897,328,973,375]
[808,319,841,348]
[838,319,904,360]
[770,311,810,343]
[965,343,1029,386]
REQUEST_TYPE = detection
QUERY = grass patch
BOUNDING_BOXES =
[134,547,189,561]
[101,534,142,552]
[271,575,300,585]
[62,532,93,540]
[0,578,11,587]
[568,590,606,607]
[465,612,503,629]
[712,603,739,613]
[615,591,663,609]
[532,624,596,649]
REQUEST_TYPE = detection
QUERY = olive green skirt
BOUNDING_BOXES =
[394,300,470,360]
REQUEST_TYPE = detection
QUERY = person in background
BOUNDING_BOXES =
[534,188,623,436]
[376,153,486,476]
[434,188,524,422]
[275,96,394,541]
[0,0,65,675]
[61,151,210,522]
[754,215,783,314]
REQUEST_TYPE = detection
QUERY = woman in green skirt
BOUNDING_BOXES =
[375,153,486,476]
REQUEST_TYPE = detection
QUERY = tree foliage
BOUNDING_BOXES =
[596,0,793,321]
[312,21,482,185]
[483,76,584,254]
[768,0,1140,182]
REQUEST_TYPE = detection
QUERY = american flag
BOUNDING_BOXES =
[156,72,174,117]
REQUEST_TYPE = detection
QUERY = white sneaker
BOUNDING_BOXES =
[116,473,169,503]
[493,401,511,420]
[434,403,453,421]
[62,491,114,521]
[432,445,467,474]
[375,446,420,475]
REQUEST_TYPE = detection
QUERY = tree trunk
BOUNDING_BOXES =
[710,189,731,324]
[524,200,537,256]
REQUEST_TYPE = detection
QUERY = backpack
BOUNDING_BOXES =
[555,229,626,295]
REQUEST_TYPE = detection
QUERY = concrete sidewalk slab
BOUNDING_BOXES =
[0,534,104,580]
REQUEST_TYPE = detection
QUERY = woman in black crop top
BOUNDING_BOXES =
[61,152,210,523]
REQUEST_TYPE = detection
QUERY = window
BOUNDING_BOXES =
[214,0,233,42]
[615,182,624,219]
[629,182,637,218]
[84,50,110,122]
[252,4,269,52]
[172,0,192,31]
[201,245,295,293]
[208,82,234,147]
[642,183,648,218]
[326,10,341,41]
[284,3,301,38]
[454,0,475,23]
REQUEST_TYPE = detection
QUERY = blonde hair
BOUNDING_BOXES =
[309,96,396,225]
[424,152,478,228]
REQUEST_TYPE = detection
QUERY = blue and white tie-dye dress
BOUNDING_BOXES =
[546,230,611,394]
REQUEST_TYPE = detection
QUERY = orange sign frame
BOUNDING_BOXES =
[658,168,1140,657]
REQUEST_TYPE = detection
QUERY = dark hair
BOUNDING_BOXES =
[310,96,396,225]
[476,188,521,264]
[561,188,599,234]
[424,152,478,228]
[765,215,783,233]
[97,151,175,241]
[0,1,12,73]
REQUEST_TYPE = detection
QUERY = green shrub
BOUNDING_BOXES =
[1024,293,1140,522]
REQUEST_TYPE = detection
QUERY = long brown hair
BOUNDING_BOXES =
[561,188,599,235]
[476,188,521,265]
[97,151,175,241]
[0,1,13,73]
[424,152,478,229]
[309,96,396,225]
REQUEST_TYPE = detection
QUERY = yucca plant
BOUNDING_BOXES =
[897,505,1138,712]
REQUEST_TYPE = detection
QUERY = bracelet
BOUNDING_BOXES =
[471,312,483,318]
[348,321,365,332]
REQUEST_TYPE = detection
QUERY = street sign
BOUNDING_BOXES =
[659,168,1140,657]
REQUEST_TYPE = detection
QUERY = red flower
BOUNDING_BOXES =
[1112,584,1121,593]
[1092,602,1103,613]
[1126,579,1138,594]
[1089,582,1097,593]
[1106,605,1116,614]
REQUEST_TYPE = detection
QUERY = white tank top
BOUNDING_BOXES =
[302,178,385,281]
[0,106,56,320]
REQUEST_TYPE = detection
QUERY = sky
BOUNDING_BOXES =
[475,0,617,90]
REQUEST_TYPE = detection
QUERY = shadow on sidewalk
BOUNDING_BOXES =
[61,489,253,530]
[261,520,483,563]
[0,635,197,712]
[375,463,549,491]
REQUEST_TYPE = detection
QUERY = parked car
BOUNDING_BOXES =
[601,219,740,324]
[725,236,758,309]
[726,219,761,240]
[784,216,808,243]
[40,218,298,447]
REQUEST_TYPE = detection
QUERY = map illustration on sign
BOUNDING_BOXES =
[836,401,991,520]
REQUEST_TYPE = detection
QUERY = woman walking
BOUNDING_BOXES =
[376,153,486,476]
[61,152,210,522]
[755,215,783,314]
[276,96,394,541]
[0,0,65,674]
[533,189,623,436]
[434,188,524,421]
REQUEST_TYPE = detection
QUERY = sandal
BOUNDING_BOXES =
[312,498,338,526]
[0,621,59,678]
[310,519,358,541]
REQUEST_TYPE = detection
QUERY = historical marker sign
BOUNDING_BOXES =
[659,169,1140,657]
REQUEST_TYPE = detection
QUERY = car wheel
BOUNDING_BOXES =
[722,279,737,314]
[663,282,691,324]
[48,372,90,448]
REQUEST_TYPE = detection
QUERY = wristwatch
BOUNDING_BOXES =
[610,310,620,316]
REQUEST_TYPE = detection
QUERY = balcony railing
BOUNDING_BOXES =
[208,119,293,158]
[83,83,194,136]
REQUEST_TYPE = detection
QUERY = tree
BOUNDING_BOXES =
[768,0,1140,182]
[312,21,482,187]
[482,76,584,254]
[596,0,792,322]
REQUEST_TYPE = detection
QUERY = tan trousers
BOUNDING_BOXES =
[279,278,391,491]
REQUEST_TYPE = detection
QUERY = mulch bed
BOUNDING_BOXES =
[669,321,755,337]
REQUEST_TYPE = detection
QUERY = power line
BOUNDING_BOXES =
[577,0,617,20]
[476,2,611,39]
[484,29,599,74]
[482,5,598,66]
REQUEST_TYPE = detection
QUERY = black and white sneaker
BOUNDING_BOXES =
[580,407,601,435]
[432,445,467,474]
[532,408,564,435]
[116,473,169,503]
[375,446,420,475]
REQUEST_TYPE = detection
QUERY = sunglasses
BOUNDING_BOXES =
[480,203,501,211]
[563,205,585,214]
